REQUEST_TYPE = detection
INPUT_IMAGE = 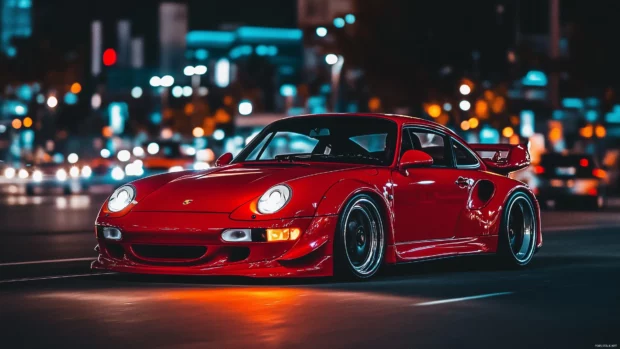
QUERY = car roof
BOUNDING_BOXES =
[283,113,460,138]
[285,113,448,127]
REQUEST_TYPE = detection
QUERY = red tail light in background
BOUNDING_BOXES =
[580,158,589,167]
[592,168,607,179]
[534,165,545,175]
[587,188,598,196]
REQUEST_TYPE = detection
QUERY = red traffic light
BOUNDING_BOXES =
[103,48,117,66]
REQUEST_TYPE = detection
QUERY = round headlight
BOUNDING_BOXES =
[257,184,291,214]
[107,185,136,212]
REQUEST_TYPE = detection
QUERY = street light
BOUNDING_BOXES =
[149,76,161,87]
[325,54,339,65]
[459,100,471,111]
[184,65,207,76]
[238,100,253,115]
[194,65,207,75]
[160,75,174,87]
[333,17,345,28]
[459,84,471,95]
[316,27,327,37]
[171,86,183,98]
[47,96,58,108]
[131,87,143,99]
[183,66,195,76]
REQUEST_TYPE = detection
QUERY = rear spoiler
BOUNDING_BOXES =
[469,144,530,175]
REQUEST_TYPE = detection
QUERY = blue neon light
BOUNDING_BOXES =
[585,97,599,107]
[230,45,253,59]
[280,84,297,97]
[605,105,620,123]
[522,70,547,86]
[256,45,268,56]
[586,110,598,122]
[64,92,77,105]
[562,98,584,109]
[186,31,235,47]
[520,110,534,137]
[333,18,345,28]
[345,14,356,24]
[480,126,499,144]
[195,49,208,60]
[236,27,302,41]
[16,84,32,100]
[552,110,564,119]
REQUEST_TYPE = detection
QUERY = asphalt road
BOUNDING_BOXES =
[1,193,619,349]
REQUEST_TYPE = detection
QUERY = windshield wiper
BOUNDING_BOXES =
[274,153,313,162]
[311,153,383,164]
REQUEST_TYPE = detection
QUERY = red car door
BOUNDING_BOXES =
[392,128,476,243]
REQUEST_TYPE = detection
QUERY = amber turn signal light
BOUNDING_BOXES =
[266,228,301,242]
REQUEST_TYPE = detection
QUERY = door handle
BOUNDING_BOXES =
[455,176,473,188]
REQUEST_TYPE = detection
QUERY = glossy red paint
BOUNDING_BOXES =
[398,149,434,170]
[93,113,542,278]
[469,143,530,175]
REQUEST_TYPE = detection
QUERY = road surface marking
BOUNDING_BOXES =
[0,272,115,284]
[0,257,95,267]
[414,292,514,306]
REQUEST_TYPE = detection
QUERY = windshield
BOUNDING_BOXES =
[234,116,398,166]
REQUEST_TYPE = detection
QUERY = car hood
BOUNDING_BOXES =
[133,163,362,213]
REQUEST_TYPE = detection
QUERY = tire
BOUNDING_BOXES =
[334,194,386,280]
[497,192,538,267]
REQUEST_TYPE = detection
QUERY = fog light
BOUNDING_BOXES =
[222,229,252,242]
[102,227,122,241]
[266,228,301,242]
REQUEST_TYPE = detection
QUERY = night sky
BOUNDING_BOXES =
[19,0,620,88]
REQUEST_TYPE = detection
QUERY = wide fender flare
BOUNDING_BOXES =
[314,179,396,245]
[505,184,543,249]
[483,180,541,249]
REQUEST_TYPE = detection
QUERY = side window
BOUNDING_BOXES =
[452,140,479,167]
[404,128,451,167]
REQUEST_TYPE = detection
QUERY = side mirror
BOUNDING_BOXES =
[215,152,233,167]
[399,150,433,171]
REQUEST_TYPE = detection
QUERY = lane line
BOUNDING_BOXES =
[414,292,514,306]
[544,224,620,232]
[0,257,96,267]
[0,272,115,284]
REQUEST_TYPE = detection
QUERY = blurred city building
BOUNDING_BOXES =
[0,0,619,193]
[0,0,32,57]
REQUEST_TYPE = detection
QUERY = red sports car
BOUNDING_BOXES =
[93,114,542,279]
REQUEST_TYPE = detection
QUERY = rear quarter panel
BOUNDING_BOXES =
[456,171,542,251]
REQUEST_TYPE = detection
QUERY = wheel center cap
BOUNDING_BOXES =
[356,229,365,246]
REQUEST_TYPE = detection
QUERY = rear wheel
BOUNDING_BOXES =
[497,192,537,267]
[334,194,385,280]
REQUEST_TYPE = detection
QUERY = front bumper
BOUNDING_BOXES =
[92,212,338,278]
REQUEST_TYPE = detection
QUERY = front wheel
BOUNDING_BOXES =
[334,194,386,280]
[497,192,538,267]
